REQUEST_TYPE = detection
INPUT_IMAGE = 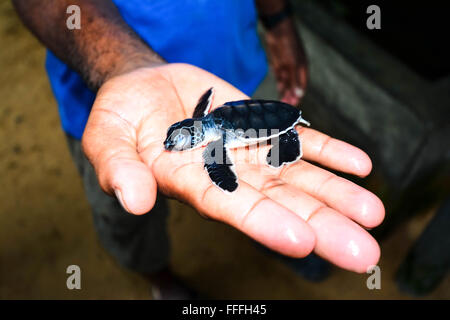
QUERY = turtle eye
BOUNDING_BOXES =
[173,130,191,150]
[174,135,186,150]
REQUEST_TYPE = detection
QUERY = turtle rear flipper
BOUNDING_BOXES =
[203,138,238,192]
[266,128,302,167]
[193,87,214,118]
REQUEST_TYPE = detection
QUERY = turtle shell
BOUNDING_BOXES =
[211,100,301,138]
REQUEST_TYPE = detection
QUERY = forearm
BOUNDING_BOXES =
[13,0,163,91]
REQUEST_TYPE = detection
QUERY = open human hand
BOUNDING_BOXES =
[82,63,385,273]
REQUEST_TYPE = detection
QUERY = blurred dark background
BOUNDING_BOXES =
[0,0,449,299]
[292,0,450,296]
[321,0,450,81]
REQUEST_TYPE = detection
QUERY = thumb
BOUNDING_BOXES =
[82,110,157,215]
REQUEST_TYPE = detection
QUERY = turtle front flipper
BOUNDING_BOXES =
[193,87,214,118]
[203,137,238,192]
[266,128,302,167]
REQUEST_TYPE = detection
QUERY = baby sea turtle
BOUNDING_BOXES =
[164,88,310,192]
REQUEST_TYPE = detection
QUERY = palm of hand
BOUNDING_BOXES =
[83,63,384,273]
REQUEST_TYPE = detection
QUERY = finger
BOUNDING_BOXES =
[274,68,287,94]
[280,67,300,105]
[277,68,290,98]
[298,127,373,177]
[266,186,380,273]
[298,64,308,92]
[228,142,382,228]
[238,165,380,272]
[288,65,301,105]
[280,160,385,228]
[291,66,307,105]
[282,90,299,106]
[152,157,316,258]
[238,166,326,221]
[309,207,380,273]
[82,108,157,215]
[276,79,285,94]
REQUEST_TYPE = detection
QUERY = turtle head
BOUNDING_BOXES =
[164,119,204,151]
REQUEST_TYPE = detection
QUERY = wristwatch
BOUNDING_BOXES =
[259,1,293,30]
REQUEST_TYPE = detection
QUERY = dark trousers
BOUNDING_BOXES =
[66,135,170,273]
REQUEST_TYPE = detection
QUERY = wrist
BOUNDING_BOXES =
[105,51,166,83]
[258,0,293,30]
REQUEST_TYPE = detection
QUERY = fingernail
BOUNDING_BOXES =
[114,188,129,212]
[294,87,304,98]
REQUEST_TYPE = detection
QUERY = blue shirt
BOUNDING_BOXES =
[46,0,268,139]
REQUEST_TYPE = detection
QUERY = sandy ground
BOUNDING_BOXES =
[0,1,448,299]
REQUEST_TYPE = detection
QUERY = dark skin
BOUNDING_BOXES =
[256,0,308,105]
[13,0,384,272]
[264,18,308,106]
[14,0,307,100]
[12,0,163,90]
